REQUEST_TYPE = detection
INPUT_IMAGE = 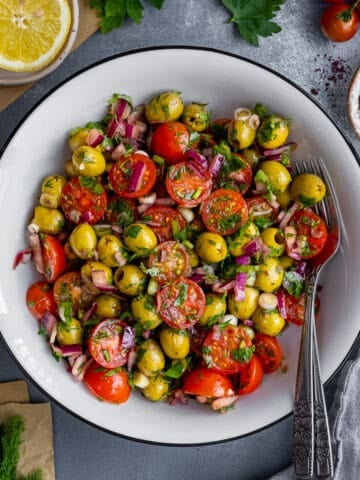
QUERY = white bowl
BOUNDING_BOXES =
[0,47,359,445]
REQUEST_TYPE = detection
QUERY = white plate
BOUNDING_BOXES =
[0,47,359,445]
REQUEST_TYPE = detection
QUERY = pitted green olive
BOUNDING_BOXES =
[256,115,289,149]
[195,232,228,263]
[72,145,106,177]
[228,116,257,150]
[68,128,90,152]
[145,91,184,122]
[255,257,284,293]
[123,223,158,256]
[182,103,210,132]
[95,294,122,318]
[40,175,67,208]
[31,206,65,234]
[252,307,286,336]
[114,264,146,296]
[97,234,127,267]
[81,261,113,285]
[261,228,285,257]
[136,339,165,377]
[131,295,162,329]
[228,222,259,257]
[277,189,292,209]
[57,318,83,345]
[228,287,260,320]
[142,375,169,402]
[200,293,227,326]
[290,173,326,206]
[69,223,97,259]
[159,327,190,359]
[257,161,292,194]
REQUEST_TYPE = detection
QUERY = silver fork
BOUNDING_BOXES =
[293,157,341,479]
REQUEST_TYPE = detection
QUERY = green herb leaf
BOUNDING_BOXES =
[221,0,286,47]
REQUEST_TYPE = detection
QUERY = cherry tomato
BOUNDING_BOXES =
[183,367,234,398]
[216,153,253,195]
[151,121,190,165]
[105,196,137,227]
[108,152,156,199]
[254,333,283,374]
[148,241,191,284]
[61,176,107,224]
[320,4,359,42]
[237,354,264,395]
[40,234,67,283]
[202,324,253,375]
[156,278,206,329]
[188,325,208,356]
[200,188,248,235]
[26,281,57,321]
[140,206,186,242]
[246,196,279,222]
[289,208,328,259]
[83,361,131,404]
[53,271,88,314]
[283,290,305,326]
[88,319,130,368]
[166,161,213,208]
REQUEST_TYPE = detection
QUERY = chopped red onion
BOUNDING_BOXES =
[279,202,299,230]
[41,311,58,336]
[243,238,261,256]
[91,270,108,287]
[243,319,254,327]
[276,289,287,318]
[139,192,157,205]
[52,344,82,357]
[208,153,224,177]
[108,118,127,138]
[189,273,205,284]
[79,211,92,223]
[295,261,307,276]
[234,255,251,265]
[122,326,135,349]
[12,248,32,270]
[142,329,152,339]
[234,273,247,301]
[71,354,93,382]
[115,98,132,121]
[128,104,145,123]
[81,303,97,324]
[185,149,208,170]
[168,388,188,406]
[28,232,45,274]
[127,160,145,193]
[86,128,104,147]
[154,197,176,206]
[212,279,235,293]
[97,284,120,293]
[114,251,128,267]
[125,122,136,138]
[111,225,123,234]
[187,161,205,179]
[263,142,297,157]
[228,169,247,183]
[127,348,137,371]
[111,143,127,160]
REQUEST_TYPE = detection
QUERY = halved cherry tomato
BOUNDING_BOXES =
[108,152,156,199]
[320,4,359,42]
[216,153,253,195]
[83,360,131,404]
[183,367,234,398]
[289,208,328,259]
[237,354,264,395]
[166,161,213,208]
[151,121,190,165]
[88,319,130,368]
[148,241,191,284]
[283,290,305,326]
[26,281,57,321]
[156,278,206,329]
[105,196,137,227]
[188,325,208,356]
[40,234,67,283]
[202,324,253,375]
[140,205,186,242]
[254,333,283,374]
[61,176,107,224]
[53,271,88,314]
[246,196,279,222]
[200,188,248,235]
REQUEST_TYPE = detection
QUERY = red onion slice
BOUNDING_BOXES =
[276,289,287,318]
[263,142,297,157]
[28,232,45,274]
[122,325,135,349]
[12,248,32,270]
[208,153,224,177]
[86,128,104,147]
[41,311,58,336]
[234,273,247,301]
[127,160,145,193]
[234,255,251,266]
[91,270,108,288]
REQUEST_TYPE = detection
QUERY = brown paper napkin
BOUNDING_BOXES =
[0,0,99,112]
[0,381,55,480]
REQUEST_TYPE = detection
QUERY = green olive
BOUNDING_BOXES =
[261,228,285,257]
[252,307,285,336]
[136,339,165,377]
[227,118,257,150]
[258,161,292,194]
[243,147,261,169]
[142,375,169,402]
[123,224,158,256]
[228,287,260,320]
[228,222,259,257]
[95,294,122,318]
[200,293,227,326]
[68,128,90,152]
[40,175,67,208]
[290,173,326,206]
[57,318,83,345]
[187,249,200,268]
[97,234,127,267]
[145,91,184,122]
[69,224,97,259]
[182,103,210,132]
[114,264,146,296]
[72,145,106,177]
[256,115,289,149]
[31,206,65,234]
[255,257,284,293]
[278,255,295,270]
[64,159,80,177]
[81,261,113,285]
[130,295,163,329]
[277,189,292,209]
[159,327,190,359]
[195,232,228,263]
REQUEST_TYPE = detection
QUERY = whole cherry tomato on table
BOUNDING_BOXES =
[320,3,359,42]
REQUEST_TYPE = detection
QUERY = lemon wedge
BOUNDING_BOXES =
[0,0,71,73]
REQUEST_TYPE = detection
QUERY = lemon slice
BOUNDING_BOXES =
[0,0,71,73]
